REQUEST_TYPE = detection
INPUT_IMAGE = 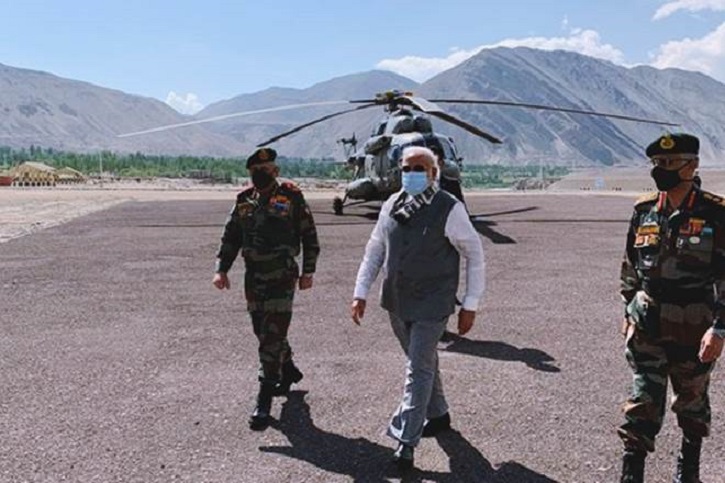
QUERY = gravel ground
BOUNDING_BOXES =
[0,193,723,483]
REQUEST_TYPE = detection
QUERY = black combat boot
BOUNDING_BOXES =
[273,360,304,396]
[249,381,276,431]
[620,450,646,483]
[672,435,702,483]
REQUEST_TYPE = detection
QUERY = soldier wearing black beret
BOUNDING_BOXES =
[212,147,320,431]
[618,132,725,482]
[645,132,699,159]
[246,147,277,169]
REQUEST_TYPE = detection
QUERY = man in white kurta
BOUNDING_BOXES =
[350,146,485,470]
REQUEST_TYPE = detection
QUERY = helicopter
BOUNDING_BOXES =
[251,90,678,215]
[118,89,678,216]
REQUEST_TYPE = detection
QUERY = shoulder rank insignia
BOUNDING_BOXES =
[237,201,256,216]
[634,192,658,206]
[702,191,725,207]
[237,186,255,198]
[280,180,300,192]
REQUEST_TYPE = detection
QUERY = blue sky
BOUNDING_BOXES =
[1,0,723,114]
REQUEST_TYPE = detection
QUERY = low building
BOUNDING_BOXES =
[11,161,58,187]
[56,167,87,184]
[0,168,13,186]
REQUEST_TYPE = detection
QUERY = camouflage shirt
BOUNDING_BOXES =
[620,188,725,344]
[216,180,320,275]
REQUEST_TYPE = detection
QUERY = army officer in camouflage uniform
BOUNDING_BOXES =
[618,133,724,483]
[213,147,320,431]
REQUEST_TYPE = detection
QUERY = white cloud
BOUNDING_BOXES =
[651,22,725,82]
[653,0,725,20]
[165,91,204,115]
[375,29,625,82]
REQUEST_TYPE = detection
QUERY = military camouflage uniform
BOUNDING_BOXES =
[619,188,725,452]
[216,179,319,384]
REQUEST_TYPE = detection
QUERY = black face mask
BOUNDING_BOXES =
[650,161,697,191]
[251,170,275,190]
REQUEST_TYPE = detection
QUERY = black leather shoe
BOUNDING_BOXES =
[422,413,451,437]
[439,330,455,343]
[392,443,414,471]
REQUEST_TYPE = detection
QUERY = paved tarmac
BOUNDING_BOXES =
[1,193,723,482]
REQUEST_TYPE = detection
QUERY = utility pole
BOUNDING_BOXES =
[539,157,544,189]
[99,152,103,188]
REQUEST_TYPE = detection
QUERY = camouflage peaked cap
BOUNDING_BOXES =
[246,147,277,168]
[646,133,699,158]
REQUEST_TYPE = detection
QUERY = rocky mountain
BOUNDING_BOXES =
[192,48,725,166]
[0,63,244,157]
[2,48,724,166]
[417,48,725,166]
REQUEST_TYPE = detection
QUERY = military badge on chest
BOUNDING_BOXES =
[269,194,291,217]
[237,200,257,217]
[634,215,663,270]
[634,224,661,249]
[675,217,714,265]
[677,217,706,248]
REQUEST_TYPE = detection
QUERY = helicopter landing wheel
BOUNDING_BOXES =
[333,197,344,215]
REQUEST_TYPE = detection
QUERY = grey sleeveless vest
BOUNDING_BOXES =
[381,191,459,320]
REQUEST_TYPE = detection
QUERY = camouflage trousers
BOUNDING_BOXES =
[618,325,714,452]
[250,310,293,382]
[244,257,298,382]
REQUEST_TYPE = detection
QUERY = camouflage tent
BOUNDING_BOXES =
[11,161,58,186]
[56,166,86,184]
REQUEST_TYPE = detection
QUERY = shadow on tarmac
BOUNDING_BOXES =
[260,391,558,482]
[440,334,561,373]
[260,390,399,482]
[470,219,517,244]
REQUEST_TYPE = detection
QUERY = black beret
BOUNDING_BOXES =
[246,147,277,168]
[646,133,699,158]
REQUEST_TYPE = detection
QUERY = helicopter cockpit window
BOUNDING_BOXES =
[390,116,415,134]
[413,116,432,133]
[374,121,387,136]
[387,145,403,167]
[427,138,455,161]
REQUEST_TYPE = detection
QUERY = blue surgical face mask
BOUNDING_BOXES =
[402,171,429,195]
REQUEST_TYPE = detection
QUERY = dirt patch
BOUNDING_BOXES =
[0,180,340,243]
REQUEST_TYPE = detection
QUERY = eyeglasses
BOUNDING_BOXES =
[401,165,426,173]
[649,157,694,169]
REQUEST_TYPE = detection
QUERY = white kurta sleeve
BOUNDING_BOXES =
[353,197,395,300]
[444,202,485,311]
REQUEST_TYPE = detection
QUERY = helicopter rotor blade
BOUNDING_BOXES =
[425,110,503,144]
[402,95,442,113]
[429,99,679,126]
[256,103,379,146]
[400,95,503,144]
[116,100,350,138]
